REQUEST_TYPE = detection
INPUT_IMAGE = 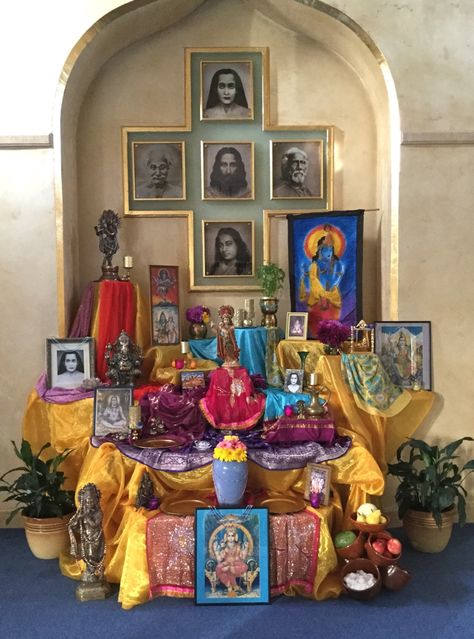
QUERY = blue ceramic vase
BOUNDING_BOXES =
[212,459,248,507]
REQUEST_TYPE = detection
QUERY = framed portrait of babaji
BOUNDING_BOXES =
[271,140,323,200]
[46,337,95,390]
[131,141,186,201]
[201,141,254,200]
[202,220,254,277]
[93,386,133,438]
[200,60,254,121]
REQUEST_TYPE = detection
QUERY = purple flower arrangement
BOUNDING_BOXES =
[185,305,210,324]
[316,320,351,349]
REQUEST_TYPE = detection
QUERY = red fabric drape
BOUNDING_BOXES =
[96,280,136,381]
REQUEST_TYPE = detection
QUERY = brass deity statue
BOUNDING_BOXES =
[68,482,112,601]
[105,329,143,386]
[95,209,120,280]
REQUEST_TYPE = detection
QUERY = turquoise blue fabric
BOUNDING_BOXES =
[262,388,310,421]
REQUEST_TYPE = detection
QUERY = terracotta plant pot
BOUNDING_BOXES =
[350,512,389,534]
[335,531,365,561]
[403,507,456,553]
[23,514,72,560]
[365,530,401,567]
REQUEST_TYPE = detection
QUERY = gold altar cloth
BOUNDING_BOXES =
[147,344,218,385]
[276,339,326,374]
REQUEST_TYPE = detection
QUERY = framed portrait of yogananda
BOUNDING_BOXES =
[93,386,133,438]
[202,220,254,278]
[46,337,95,390]
[200,60,254,121]
[132,141,186,201]
[194,508,270,605]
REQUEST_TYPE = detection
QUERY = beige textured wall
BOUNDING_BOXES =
[1,0,473,525]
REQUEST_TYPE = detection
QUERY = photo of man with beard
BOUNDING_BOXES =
[271,141,322,200]
[134,143,185,200]
[203,143,253,200]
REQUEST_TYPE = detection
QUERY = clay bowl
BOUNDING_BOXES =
[341,557,381,601]
[365,531,401,567]
[335,531,365,561]
[380,564,411,591]
[350,512,389,534]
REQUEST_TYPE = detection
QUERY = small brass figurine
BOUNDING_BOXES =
[105,330,143,386]
[68,483,112,601]
[350,320,375,353]
[95,209,120,280]
[135,471,155,510]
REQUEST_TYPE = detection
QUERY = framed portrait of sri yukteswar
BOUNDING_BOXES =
[132,141,186,201]
[201,141,254,200]
[202,220,254,277]
[46,337,95,390]
[200,60,254,121]
[271,140,323,200]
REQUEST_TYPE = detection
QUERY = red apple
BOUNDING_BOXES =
[387,538,402,555]
[372,539,386,555]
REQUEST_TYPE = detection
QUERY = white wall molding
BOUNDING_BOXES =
[402,131,474,146]
[0,134,53,149]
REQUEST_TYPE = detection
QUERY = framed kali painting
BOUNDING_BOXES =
[374,321,432,390]
[46,337,95,390]
[149,265,180,345]
[288,210,364,339]
[194,508,270,605]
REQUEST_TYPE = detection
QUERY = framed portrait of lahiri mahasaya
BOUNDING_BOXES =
[201,141,254,201]
[202,220,255,278]
[270,140,323,200]
[200,59,254,121]
[132,141,186,201]
[46,337,95,390]
[149,265,180,346]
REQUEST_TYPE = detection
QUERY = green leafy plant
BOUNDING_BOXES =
[388,437,474,527]
[0,440,75,524]
[255,262,285,298]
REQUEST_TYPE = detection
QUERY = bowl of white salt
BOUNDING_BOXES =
[341,558,381,600]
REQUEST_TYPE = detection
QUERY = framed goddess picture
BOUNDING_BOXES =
[374,321,432,390]
[200,60,254,121]
[46,337,95,390]
[285,312,308,340]
[194,508,270,605]
[93,386,133,438]
[304,463,332,506]
[149,265,180,345]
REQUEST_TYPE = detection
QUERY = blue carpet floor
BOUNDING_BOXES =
[1,524,473,639]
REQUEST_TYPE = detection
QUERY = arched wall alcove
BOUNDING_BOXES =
[55,0,399,337]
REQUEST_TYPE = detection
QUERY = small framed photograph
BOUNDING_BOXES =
[271,140,323,200]
[304,463,332,506]
[181,370,206,390]
[374,321,432,390]
[285,312,308,340]
[194,507,270,605]
[284,368,304,394]
[202,220,254,277]
[93,387,133,438]
[200,60,254,121]
[202,141,254,200]
[132,141,185,201]
[46,337,95,390]
[149,265,180,345]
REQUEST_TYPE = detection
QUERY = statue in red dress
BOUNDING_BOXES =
[213,305,240,367]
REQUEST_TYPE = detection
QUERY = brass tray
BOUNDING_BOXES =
[160,496,212,516]
[254,494,306,514]
[133,435,187,449]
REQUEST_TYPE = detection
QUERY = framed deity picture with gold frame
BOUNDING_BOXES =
[200,59,254,121]
[202,220,254,277]
[201,141,254,200]
[285,312,308,340]
[304,462,332,506]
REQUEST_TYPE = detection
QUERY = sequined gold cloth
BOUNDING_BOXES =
[146,509,323,600]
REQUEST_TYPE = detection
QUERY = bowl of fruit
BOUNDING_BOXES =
[334,529,365,561]
[365,530,402,567]
[350,502,389,533]
[341,557,382,600]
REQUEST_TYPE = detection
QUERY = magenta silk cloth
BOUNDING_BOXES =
[35,373,95,404]
[263,414,336,445]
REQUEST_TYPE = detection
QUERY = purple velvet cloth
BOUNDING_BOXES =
[68,282,95,337]
[35,372,95,404]
[140,385,207,441]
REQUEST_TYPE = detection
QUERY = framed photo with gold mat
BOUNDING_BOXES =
[194,507,270,605]
[304,462,331,506]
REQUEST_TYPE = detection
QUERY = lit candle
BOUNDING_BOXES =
[181,341,190,354]
[123,255,133,268]
[309,372,318,386]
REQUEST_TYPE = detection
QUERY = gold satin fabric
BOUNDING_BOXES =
[147,345,218,385]
[276,339,326,375]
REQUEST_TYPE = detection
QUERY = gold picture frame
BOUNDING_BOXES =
[285,312,308,340]
[270,139,323,200]
[200,59,254,121]
[202,220,255,278]
[201,141,255,201]
[304,463,332,506]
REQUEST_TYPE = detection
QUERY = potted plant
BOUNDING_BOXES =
[388,436,474,553]
[0,439,76,559]
[255,262,285,327]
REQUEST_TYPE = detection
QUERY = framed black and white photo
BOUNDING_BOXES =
[200,60,254,121]
[285,312,308,340]
[201,141,254,200]
[46,337,95,390]
[271,140,323,200]
[132,141,186,201]
[202,220,254,278]
[284,368,304,394]
[93,387,133,438]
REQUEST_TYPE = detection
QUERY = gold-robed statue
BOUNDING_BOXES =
[68,482,112,601]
